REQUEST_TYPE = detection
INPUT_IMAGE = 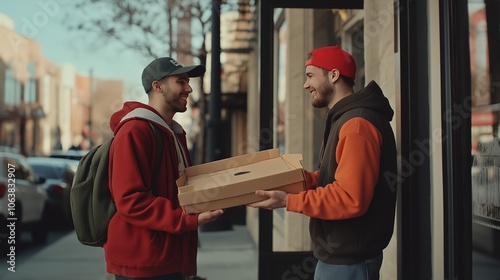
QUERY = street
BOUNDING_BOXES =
[0,229,72,279]
[0,225,257,280]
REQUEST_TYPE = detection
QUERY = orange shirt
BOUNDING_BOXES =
[287,117,383,220]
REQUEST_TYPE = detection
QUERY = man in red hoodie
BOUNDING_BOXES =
[105,57,223,280]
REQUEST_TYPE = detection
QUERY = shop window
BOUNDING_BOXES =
[469,0,500,278]
[24,63,37,104]
[269,6,365,253]
[274,12,287,220]
[275,18,287,155]
[338,14,365,91]
[4,67,21,106]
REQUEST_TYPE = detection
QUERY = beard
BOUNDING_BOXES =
[162,85,188,113]
[166,98,188,113]
[310,79,334,108]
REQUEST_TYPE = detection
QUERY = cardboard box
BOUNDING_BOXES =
[176,148,305,214]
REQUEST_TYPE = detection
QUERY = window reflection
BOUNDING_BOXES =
[275,19,286,155]
[469,0,500,278]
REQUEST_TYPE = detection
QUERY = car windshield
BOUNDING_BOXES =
[30,164,69,180]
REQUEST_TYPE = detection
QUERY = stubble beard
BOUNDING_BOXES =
[170,100,188,113]
[163,88,188,113]
[311,81,334,108]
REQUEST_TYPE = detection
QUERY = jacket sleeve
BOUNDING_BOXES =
[303,170,319,190]
[286,117,382,220]
[109,121,198,233]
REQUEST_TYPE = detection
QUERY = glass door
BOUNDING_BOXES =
[258,1,363,279]
[469,0,500,278]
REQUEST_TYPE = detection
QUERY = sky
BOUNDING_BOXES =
[0,0,149,103]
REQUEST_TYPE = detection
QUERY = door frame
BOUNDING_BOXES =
[258,1,363,279]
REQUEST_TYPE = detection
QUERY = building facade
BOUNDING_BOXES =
[218,0,500,279]
[0,13,123,156]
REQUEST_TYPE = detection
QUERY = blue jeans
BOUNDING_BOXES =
[115,273,184,280]
[314,253,383,280]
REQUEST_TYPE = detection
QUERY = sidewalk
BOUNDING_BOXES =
[1,231,108,280]
[197,225,258,280]
[0,225,257,280]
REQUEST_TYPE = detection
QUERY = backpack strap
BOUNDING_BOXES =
[148,121,163,195]
[120,108,188,176]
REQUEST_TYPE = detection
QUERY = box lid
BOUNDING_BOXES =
[176,149,305,204]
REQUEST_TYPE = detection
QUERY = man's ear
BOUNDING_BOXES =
[152,80,161,92]
[329,69,340,83]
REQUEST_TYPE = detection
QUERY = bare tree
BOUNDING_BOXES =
[63,0,245,163]
[64,0,213,63]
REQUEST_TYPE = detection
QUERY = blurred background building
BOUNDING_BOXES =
[0,13,123,156]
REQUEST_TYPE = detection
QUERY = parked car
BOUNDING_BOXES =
[49,149,89,161]
[0,147,49,249]
[27,157,78,229]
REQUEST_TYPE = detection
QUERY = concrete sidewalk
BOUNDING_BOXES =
[197,225,258,280]
[0,231,108,280]
[0,225,257,280]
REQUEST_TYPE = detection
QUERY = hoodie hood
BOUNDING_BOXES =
[110,101,164,134]
[328,80,394,123]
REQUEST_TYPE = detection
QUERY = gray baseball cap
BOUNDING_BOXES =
[141,57,206,93]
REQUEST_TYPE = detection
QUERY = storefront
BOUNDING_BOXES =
[469,0,500,278]
[245,0,500,279]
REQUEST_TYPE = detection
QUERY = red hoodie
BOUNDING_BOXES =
[104,102,199,277]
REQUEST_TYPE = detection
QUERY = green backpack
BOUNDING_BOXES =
[70,117,163,247]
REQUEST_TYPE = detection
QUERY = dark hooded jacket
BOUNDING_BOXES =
[104,101,199,277]
[287,81,397,264]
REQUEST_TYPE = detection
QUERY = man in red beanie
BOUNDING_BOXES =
[250,46,397,280]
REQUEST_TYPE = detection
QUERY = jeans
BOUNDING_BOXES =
[314,253,383,280]
[115,272,184,280]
